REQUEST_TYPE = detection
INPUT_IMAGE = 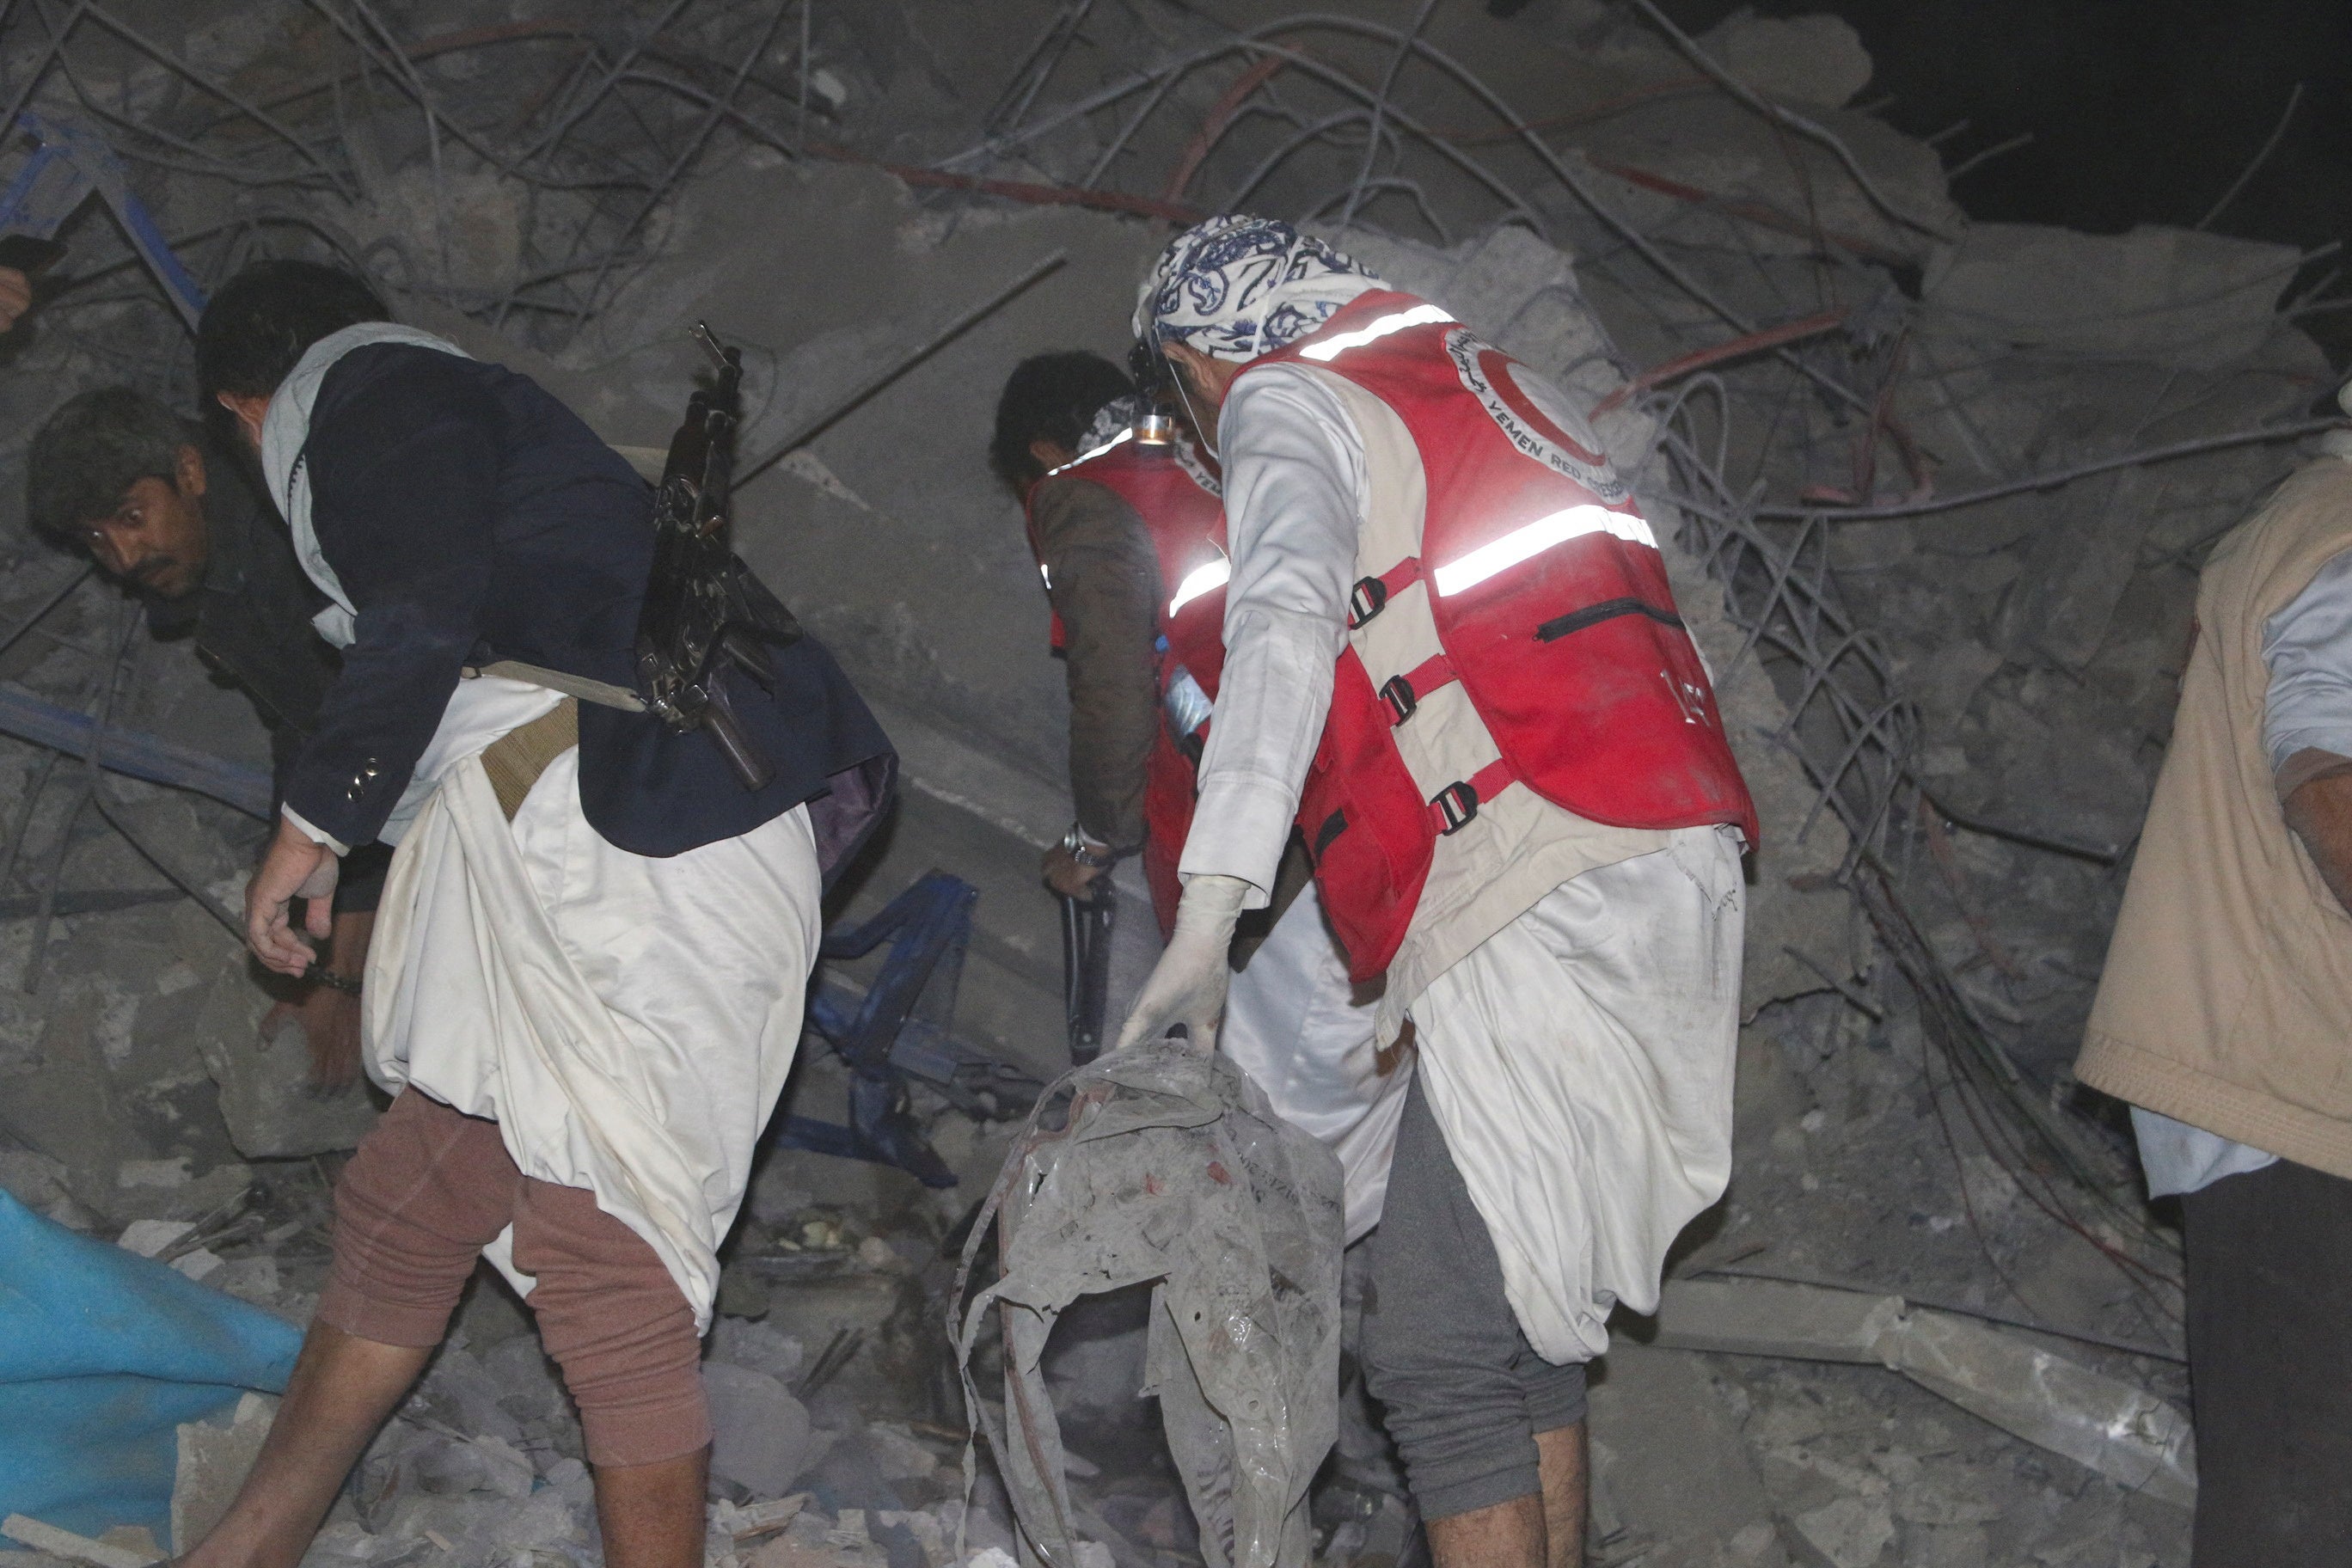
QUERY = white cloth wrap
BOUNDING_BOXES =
[1413,825,1744,1363]
[364,691,821,1332]
[258,321,475,648]
[1221,879,1402,1245]
[1135,215,1379,363]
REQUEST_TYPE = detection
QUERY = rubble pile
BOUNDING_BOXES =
[0,2,2343,1566]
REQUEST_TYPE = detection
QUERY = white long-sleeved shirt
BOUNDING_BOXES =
[2262,546,2352,772]
[2128,543,2352,1197]
[1175,366,1361,903]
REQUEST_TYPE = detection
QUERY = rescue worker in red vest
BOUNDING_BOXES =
[1118,217,1757,1568]
[991,352,1173,1032]
[993,350,1406,1240]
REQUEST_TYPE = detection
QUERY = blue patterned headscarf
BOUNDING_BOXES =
[1133,216,1379,364]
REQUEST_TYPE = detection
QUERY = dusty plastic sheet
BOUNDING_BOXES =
[952,1041,1344,1568]
[0,1190,299,1544]
[1650,1277,2196,1506]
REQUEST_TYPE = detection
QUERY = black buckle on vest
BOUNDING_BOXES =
[1380,674,1418,724]
[1348,576,1389,628]
[1311,809,1349,861]
[1433,780,1480,834]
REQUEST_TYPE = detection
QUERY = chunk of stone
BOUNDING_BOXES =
[709,1317,806,1385]
[173,1393,275,1552]
[168,1248,224,1283]
[1794,1495,1896,1568]
[1695,10,1873,107]
[115,1220,195,1259]
[194,1009,377,1161]
[705,1363,815,1498]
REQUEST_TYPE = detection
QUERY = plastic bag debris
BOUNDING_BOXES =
[952,1040,1344,1568]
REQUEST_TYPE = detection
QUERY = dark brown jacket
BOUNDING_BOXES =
[1029,472,1163,852]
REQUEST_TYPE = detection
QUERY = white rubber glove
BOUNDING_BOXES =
[1114,873,1251,1054]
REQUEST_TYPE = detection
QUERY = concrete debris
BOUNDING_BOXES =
[704,1363,817,1500]
[170,1393,273,1554]
[1696,9,1874,109]
[197,1014,377,1161]
[113,1220,193,1260]
[0,1516,160,1568]
[1585,1343,1791,1567]
[1924,224,2309,370]
[1649,1277,2196,1507]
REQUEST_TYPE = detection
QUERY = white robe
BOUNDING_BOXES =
[364,690,819,1332]
[1221,879,1405,1246]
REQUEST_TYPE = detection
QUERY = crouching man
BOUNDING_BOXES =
[177,260,891,1568]
[1118,217,1755,1567]
[27,388,389,1088]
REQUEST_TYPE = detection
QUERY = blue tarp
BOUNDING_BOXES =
[0,1189,300,1546]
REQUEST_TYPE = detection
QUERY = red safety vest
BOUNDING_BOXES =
[1023,426,1228,934]
[1249,290,1759,979]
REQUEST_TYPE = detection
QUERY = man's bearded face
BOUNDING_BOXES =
[83,450,211,600]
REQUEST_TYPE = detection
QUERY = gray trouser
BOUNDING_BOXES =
[1361,1071,1589,1521]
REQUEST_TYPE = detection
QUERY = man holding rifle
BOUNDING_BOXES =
[175,259,891,1568]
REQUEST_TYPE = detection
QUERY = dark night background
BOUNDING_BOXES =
[1647,0,2352,364]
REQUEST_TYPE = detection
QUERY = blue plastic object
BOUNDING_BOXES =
[0,113,209,329]
[0,1190,300,1546]
[0,683,274,820]
[776,872,1040,1187]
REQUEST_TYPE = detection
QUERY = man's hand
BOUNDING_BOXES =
[265,989,364,1093]
[1113,873,1250,1054]
[247,816,339,976]
[1042,842,1107,899]
[0,267,28,334]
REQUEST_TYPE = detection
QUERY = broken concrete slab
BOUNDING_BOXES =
[1586,1341,1791,1567]
[1924,224,2308,371]
[0,1520,156,1568]
[1696,9,1873,109]
[1643,1277,2196,1507]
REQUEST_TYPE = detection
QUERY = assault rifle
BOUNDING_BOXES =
[634,322,803,791]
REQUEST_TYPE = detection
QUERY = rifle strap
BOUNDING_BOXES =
[463,659,646,713]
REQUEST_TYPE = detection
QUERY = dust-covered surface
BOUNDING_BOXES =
[3,0,2343,1564]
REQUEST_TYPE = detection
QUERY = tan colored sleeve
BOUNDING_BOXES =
[1030,475,1164,852]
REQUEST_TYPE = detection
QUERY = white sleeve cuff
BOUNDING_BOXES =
[1176,774,1302,907]
[281,804,350,858]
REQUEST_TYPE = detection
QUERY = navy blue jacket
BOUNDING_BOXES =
[281,344,893,863]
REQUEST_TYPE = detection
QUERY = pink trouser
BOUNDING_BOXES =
[316,1089,709,1467]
